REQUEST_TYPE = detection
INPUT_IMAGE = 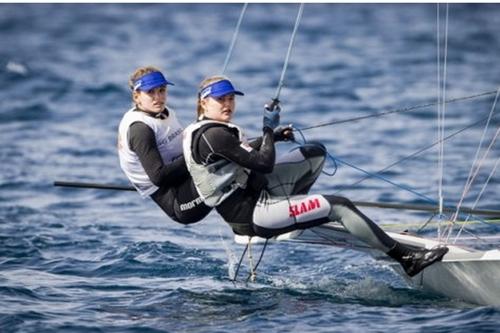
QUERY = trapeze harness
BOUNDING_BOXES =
[183,120,400,253]
[118,107,211,224]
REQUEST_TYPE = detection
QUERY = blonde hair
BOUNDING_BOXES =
[196,75,228,120]
[129,66,162,106]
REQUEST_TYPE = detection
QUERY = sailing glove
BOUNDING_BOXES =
[273,125,294,142]
[263,99,281,130]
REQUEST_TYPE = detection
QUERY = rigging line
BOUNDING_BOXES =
[232,242,249,283]
[450,87,499,224]
[246,239,269,283]
[452,128,500,218]
[416,213,438,234]
[445,127,500,241]
[437,3,449,240]
[438,3,450,223]
[292,124,437,203]
[436,4,441,137]
[222,3,248,75]
[247,241,257,282]
[332,156,436,204]
[337,152,498,230]
[436,3,443,222]
[288,130,338,177]
[274,3,304,101]
[469,156,500,217]
[297,90,498,131]
[447,127,500,239]
[453,156,500,243]
[309,227,354,248]
[333,112,497,194]
[457,227,496,245]
[445,221,492,246]
[295,119,498,225]
[448,214,498,245]
[436,4,442,239]
[219,4,248,280]
[331,150,499,230]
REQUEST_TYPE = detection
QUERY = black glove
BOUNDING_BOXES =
[263,99,281,130]
[273,125,294,142]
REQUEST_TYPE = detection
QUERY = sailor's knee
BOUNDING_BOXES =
[324,195,356,210]
[299,141,327,159]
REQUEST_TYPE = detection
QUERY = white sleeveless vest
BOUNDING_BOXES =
[118,107,184,197]
[183,120,249,207]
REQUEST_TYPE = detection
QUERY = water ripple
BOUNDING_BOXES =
[1,3,499,333]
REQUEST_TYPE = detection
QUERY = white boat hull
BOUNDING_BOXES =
[389,232,500,306]
[234,222,500,306]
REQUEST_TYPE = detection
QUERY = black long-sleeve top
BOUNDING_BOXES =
[192,123,275,173]
[191,122,277,234]
[128,121,188,188]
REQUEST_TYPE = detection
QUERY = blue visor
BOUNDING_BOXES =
[133,71,174,91]
[199,79,244,99]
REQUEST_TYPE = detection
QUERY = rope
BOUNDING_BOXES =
[293,120,500,231]
[332,156,436,204]
[246,239,269,283]
[297,90,498,131]
[436,4,441,237]
[247,241,256,282]
[232,242,249,283]
[273,3,304,101]
[453,156,500,243]
[221,4,249,283]
[290,128,338,177]
[333,113,497,193]
[222,3,248,74]
[436,3,443,219]
[231,6,304,282]
[416,213,438,234]
[446,127,500,241]
[294,128,436,205]
[226,4,305,282]
[450,88,499,222]
[331,145,499,230]
[437,3,450,224]
[232,238,269,283]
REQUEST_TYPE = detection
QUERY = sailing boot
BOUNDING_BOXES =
[387,243,449,277]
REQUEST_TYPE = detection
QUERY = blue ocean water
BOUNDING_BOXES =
[1,3,499,332]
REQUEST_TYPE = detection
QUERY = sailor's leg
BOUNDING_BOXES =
[253,192,397,250]
[251,192,448,276]
[324,195,396,251]
[266,142,326,197]
[252,192,332,238]
[151,179,212,225]
[323,195,449,277]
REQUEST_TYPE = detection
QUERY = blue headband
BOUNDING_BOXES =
[133,71,174,91]
[199,79,244,99]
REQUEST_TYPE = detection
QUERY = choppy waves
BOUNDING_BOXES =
[1,3,499,333]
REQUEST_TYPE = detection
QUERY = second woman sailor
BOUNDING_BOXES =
[183,75,448,277]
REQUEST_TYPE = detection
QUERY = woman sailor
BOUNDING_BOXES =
[117,66,211,224]
[183,75,449,277]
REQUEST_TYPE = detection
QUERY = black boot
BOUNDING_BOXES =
[387,243,449,277]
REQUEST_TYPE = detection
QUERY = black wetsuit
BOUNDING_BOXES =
[190,122,397,245]
[189,120,449,277]
[128,110,211,224]
[191,123,275,232]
